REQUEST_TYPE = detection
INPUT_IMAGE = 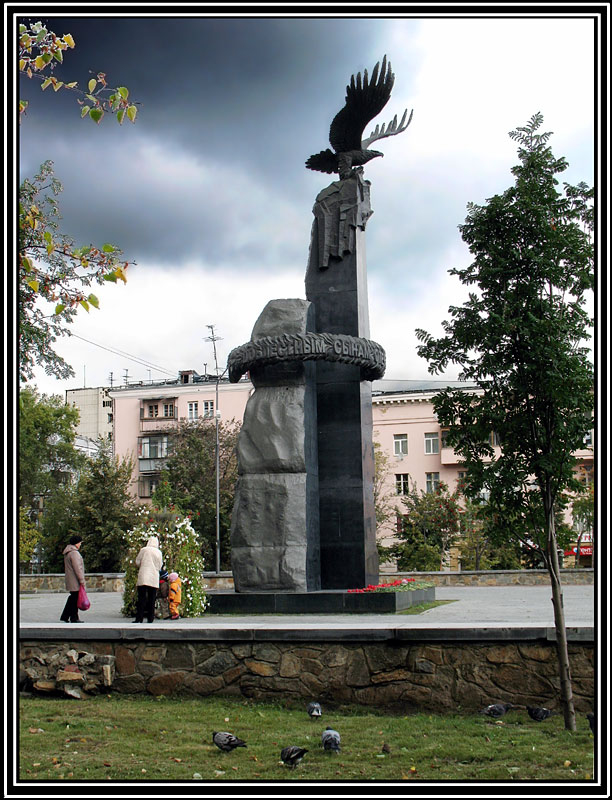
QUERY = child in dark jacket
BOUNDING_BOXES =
[155,569,170,619]
[168,572,182,619]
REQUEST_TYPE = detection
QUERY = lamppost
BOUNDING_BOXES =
[205,325,226,575]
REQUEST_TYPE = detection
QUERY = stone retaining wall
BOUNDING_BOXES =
[19,569,593,593]
[19,638,594,713]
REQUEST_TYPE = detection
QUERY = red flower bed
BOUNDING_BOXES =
[347,578,415,594]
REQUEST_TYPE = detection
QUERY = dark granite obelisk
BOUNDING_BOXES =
[305,170,379,589]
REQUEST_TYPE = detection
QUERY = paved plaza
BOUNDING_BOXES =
[19,584,595,630]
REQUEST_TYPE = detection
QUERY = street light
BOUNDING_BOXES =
[205,325,226,575]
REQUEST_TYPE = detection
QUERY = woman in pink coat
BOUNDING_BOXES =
[60,535,86,623]
[133,536,163,623]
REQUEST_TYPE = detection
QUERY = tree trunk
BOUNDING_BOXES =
[545,500,576,731]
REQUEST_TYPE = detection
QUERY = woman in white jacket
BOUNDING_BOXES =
[133,535,163,623]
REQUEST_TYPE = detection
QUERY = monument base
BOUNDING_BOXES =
[206,587,434,615]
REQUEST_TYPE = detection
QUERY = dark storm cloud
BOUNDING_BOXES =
[18,15,408,264]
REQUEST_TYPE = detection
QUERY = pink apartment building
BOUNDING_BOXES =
[99,373,593,568]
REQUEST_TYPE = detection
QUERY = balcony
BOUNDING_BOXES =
[139,416,177,433]
[138,458,167,473]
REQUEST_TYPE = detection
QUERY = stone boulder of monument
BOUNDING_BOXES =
[230,299,320,592]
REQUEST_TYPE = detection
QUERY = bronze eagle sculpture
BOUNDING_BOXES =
[306,55,412,180]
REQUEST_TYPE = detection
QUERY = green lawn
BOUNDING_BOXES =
[19,694,596,782]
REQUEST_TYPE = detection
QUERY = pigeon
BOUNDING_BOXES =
[281,745,308,768]
[586,712,595,734]
[382,742,391,754]
[526,706,554,722]
[480,702,514,718]
[212,731,247,752]
[307,701,322,719]
[321,727,341,753]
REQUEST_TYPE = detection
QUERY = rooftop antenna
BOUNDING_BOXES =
[108,371,114,387]
[123,369,131,386]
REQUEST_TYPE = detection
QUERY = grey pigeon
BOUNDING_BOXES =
[586,712,595,734]
[307,701,322,719]
[281,745,308,768]
[480,702,514,718]
[321,727,341,753]
[527,705,553,722]
[212,731,247,752]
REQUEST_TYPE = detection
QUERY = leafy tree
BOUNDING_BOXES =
[380,481,461,571]
[38,482,79,572]
[373,441,396,530]
[38,439,140,572]
[19,385,83,510]
[160,419,241,569]
[19,506,42,567]
[19,21,138,124]
[19,161,133,380]
[571,483,594,567]
[69,439,141,572]
[415,113,594,730]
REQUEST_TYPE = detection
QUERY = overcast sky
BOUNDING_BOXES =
[16,11,597,398]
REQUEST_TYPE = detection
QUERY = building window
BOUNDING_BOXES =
[489,431,500,447]
[102,400,112,408]
[188,402,198,420]
[139,435,169,459]
[583,430,593,447]
[138,474,160,498]
[107,413,113,424]
[441,429,450,448]
[395,474,410,495]
[148,404,159,418]
[426,472,440,493]
[393,434,408,456]
[202,400,214,418]
[424,432,439,454]
[163,403,174,418]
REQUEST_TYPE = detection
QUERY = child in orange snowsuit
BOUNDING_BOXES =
[168,572,182,619]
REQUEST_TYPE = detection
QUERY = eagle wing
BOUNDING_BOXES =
[329,55,395,153]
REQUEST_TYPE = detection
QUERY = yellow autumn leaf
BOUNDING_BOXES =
[27,279,40,292]
[88,78,97,93]
[63,33,75,48]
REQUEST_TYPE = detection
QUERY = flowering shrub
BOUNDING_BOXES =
[121,506,207,617]
[347,578,433,593]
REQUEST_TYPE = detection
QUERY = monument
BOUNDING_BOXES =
[220,56,413,611]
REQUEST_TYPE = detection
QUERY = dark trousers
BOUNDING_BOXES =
[60,591,80,622]
[135,585,157,622]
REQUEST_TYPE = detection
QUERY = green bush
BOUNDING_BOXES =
[121,507,207,617]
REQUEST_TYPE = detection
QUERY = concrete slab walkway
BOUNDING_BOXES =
[19,584,595,630]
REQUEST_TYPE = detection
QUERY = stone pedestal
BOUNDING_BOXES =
[305,173,380,589]
[230,299,321,592]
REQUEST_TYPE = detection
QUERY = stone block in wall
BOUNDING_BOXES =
[222,664,248,685]
[113,674,145,694]
[485,645,519,664]
[320,645,349,668]
[279,652,301,678]
[197,650,237,677]
[345,649,370,687]
[364,644,408,674]
[147,671,187,696]
[252,643,281,663]
[162,643,194,670]
[142,646,165,663]
[57,669,84,682]
[102,665,113,687]
[185,674,224,696]
[245,659,277,677]
[300,672,325,696]
[115,646,136,676]
[490,664,552,697]
[33,680,56,693]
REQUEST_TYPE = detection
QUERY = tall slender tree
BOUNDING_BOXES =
[416,114,594,730]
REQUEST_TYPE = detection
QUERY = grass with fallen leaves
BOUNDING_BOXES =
[19,694,595,782]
